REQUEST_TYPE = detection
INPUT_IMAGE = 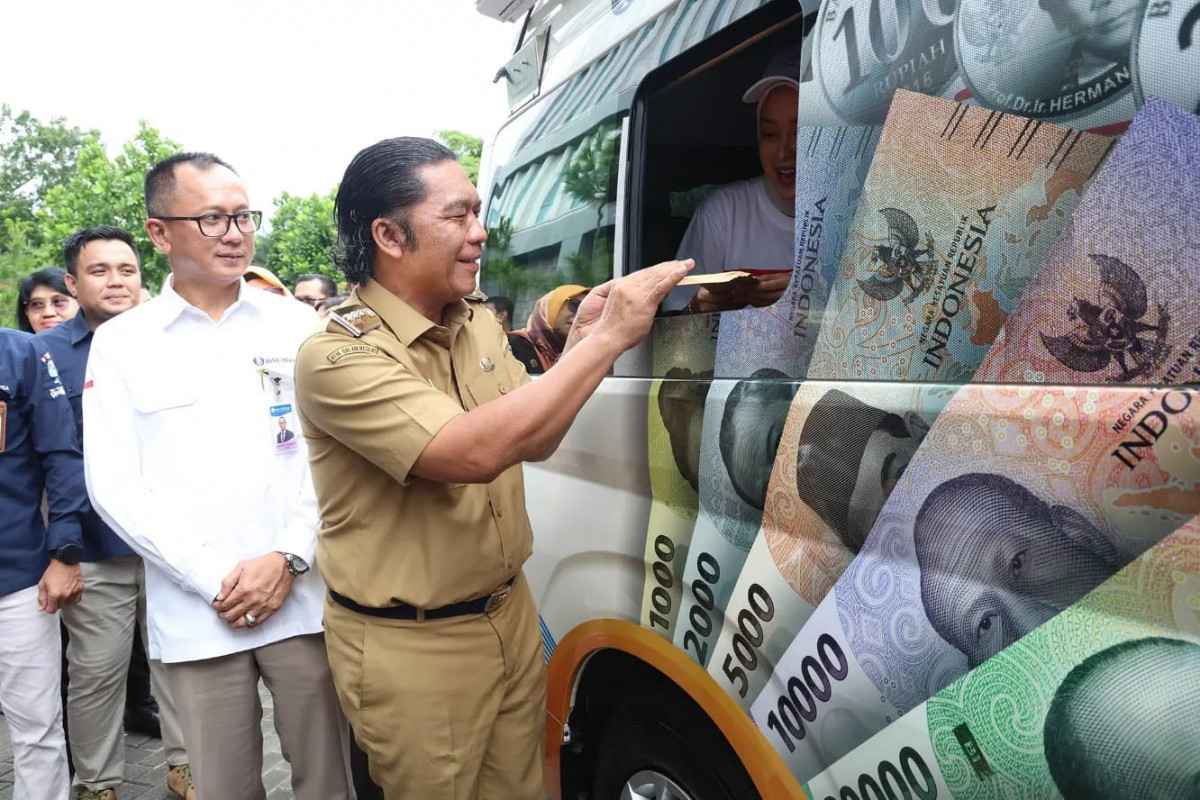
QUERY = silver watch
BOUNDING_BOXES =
[281,552,310,576]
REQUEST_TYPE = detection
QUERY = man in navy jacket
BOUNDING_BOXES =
[0,325,86,800]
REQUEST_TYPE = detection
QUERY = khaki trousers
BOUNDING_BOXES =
[324,571,547,800]
[61,555,187,790]
[165,632,352,800]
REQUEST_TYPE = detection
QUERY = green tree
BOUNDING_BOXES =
[436,129,483,185]
[0,218,41,329]
[264,188,339,289]
[34,122,181,290]
[561,124,620,286]
[0,105,95,230]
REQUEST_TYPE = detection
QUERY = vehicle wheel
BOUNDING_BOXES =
[590,697,760,800]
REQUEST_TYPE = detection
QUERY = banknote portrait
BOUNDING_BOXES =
[1043,637,1200,800]
[717,368,797,510]
[656,367,712,493]
[794,390,928,554]
[957,0,1140,118]
[913,473,1121,667]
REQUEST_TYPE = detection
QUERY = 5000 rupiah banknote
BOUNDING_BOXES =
[805,513,1200,800]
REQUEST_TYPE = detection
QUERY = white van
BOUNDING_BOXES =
[475,1,1200,799]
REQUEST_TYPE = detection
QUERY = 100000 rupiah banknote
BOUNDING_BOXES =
[671,374,799,666]
[805,513,1200,800]
[706,381,953,708]
[806,89,1113,384]
[977,97,1200,386]
[749,380,1200,780]
[641,373,711,637]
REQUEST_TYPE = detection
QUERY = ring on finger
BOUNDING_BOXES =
[244,613,258,627]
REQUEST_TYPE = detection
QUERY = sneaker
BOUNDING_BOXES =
[75,790,117,800]
[167,764,197,800]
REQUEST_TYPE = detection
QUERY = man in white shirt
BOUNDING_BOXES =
[82,152,351,800]
[664,45,803,313]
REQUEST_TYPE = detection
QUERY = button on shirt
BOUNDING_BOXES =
[0,328,86,598]
[83,279,326,663]
[295,279,532,610]
[34,311,134,562]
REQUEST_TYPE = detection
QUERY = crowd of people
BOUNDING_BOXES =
[1,135,688,800]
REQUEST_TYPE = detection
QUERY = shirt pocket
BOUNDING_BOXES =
[129,378,202,415]
[463,371,510,410]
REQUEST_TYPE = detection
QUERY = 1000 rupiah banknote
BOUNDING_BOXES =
[806,89,1113,384]
[640,372,711,637]
[805,512,1200,800]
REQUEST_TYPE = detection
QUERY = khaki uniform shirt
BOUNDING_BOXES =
[295,279,532,609]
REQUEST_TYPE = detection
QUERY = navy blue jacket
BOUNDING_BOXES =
[0,328,87,597]
[35,312,134,562]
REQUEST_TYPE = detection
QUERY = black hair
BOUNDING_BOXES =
[488,295,515,318]
[333,137,458,286]
[62,226,139,276]
[144,152,238,217]
[294,273,338,296]
[16,266,72,333]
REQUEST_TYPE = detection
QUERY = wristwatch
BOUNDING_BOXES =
[51,543,83,565]
[280,552,310,576]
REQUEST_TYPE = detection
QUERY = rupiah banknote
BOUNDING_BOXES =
[671,374,799,667]
[976,97,1200,387]
[749,98,1200,780]
[806,89,1114,384]
[804,513,1200,800]
[771,0,1152,382]
[751,379,1200,780]
[705,381,953,709]
[640,373,712,637]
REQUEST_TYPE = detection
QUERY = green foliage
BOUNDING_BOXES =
[481,215,553,294]
[0,105,95,229]
[0,218,40,329]
[264,189,339,289]
[562,124,620,230]
[436,129,483,185]
[560,233,612,288]
[33,122,181,290]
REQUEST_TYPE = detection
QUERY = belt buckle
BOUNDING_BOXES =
[484,585,510,614]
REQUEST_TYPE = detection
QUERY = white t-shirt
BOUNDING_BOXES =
[665,176,794,311]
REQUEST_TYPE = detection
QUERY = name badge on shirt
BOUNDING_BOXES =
[260,368,299,455]
[271,403,299,454]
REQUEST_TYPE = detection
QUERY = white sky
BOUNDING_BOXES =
[1,1,517,214]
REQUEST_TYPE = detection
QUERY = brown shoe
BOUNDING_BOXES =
[167,764,197,800]
[75,790,117,800]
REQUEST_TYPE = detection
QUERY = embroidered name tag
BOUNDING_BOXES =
[0,401,7,453]
[328,305,383,337]
[327,344,380,363]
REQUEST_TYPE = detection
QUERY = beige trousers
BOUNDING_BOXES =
[324,571,547,800]
[165,632,352,800]
[61,554,187,790]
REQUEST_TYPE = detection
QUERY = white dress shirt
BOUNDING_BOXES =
[83,278,326,663]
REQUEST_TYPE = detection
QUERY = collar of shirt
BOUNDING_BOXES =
[357,279,473,349]
[64,309,94,347]
[151,274,271,330]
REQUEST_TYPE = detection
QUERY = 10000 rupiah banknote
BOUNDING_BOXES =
[805,513,1200,800]
[806,89,1114,384]
[977,97,1200,387]
[705,381,953,708]
[640,372,711,637]
[750,380,1200,780]
[671,374,799,667]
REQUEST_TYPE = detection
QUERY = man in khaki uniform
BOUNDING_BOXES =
[294,137,691,800]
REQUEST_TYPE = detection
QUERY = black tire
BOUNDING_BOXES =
[591,696,761,800]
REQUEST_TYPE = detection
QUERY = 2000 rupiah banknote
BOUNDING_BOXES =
[805,512,1200,800]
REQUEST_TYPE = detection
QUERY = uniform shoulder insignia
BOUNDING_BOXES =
[327,343,380,364]
[327,304,383,337]
[464,288,490,303]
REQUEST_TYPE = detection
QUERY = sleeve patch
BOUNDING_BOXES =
[327,343,381,363]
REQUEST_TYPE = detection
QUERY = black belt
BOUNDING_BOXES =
[329,578,515,621]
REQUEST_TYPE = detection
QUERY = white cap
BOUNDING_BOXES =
[742,44,805,104]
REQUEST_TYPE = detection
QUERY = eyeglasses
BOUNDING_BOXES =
[25,295,75,314]
[296,295,326,307]
[154,211,263,238]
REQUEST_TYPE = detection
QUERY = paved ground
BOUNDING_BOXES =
[0,684,295,800]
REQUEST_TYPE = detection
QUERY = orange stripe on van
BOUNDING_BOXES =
[544,619,807,800]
